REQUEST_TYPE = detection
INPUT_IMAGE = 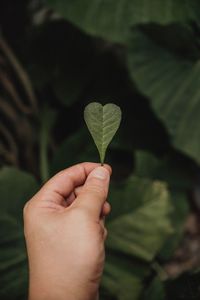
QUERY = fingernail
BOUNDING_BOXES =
[91,167,109,180]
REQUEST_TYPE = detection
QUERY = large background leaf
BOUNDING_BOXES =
[45,0,200,43]
[0,168,38,300]
[0,167,39,219]
[107,177,173,261]
[128,26,200,164]
[0,216,28,300]
[135,151,190,259]
[101,175,173,299]
[102,258,144,300]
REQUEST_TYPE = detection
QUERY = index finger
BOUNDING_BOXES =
[34,163,111,204]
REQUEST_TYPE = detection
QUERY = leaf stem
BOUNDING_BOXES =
[39,108,56,182]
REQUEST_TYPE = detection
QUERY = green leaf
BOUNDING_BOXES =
[0,215,28,300]
[101,176,173,299]
[107,177,173,262]
[159,189,188,260]
[44,0,200,43]
[39,107,57,182]
[102,258,143,300]
[84,102,121,164]
[135,151,190,259]
[143,277,165,300]
[0,167,39,220]
[0,168,39,299]
[135,150,193,189]
[128,27,200,164]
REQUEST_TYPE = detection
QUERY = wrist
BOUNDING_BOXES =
[28,270,99,300]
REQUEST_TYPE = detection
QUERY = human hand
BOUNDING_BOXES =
[23,162,111,300]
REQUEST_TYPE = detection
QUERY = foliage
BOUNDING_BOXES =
[45,0,200,43]
[0,168,38,299]
[128,25,200,164]
[1,0,200,299]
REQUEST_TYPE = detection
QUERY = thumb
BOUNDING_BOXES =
[74,166,111,219]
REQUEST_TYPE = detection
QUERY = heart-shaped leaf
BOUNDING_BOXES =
[84,102,122,164]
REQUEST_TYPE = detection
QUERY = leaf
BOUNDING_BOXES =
[127,26,200,164]
[84,102,121,164]
[39,107,57,182]
[0,168,39,299]
[101,175,173,300]
[107,177,173,262]
[135,150,193,189]
[0,167,39,220]
[0,215,28,300]
[44,0,200,43]
[143,277,165,300]
[102,258,143,300]
[135,151,190,259]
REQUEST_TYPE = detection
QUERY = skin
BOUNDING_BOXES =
[23,162,111,300]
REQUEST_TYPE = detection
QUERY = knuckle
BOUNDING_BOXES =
[98,224,108,240]
[56,169,66,176]
[99,225,104,236]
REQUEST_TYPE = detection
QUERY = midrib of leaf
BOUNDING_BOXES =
[101,105,113,164]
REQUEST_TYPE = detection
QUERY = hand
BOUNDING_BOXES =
[23,162,111,300]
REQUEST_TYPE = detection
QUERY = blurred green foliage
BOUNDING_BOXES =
[1,0,200,299]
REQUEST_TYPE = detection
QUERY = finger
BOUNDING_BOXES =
[103,227,108,240]
[74,166,111,219]
[34,163,111,205]
[74,164,112,197]
[75,187,111,215]
[102,202,111,216]
[99,219,108,240]
[74,185,83,197]
[100,216,105,227]
[75,188,111,215]
[65,191,76,206]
